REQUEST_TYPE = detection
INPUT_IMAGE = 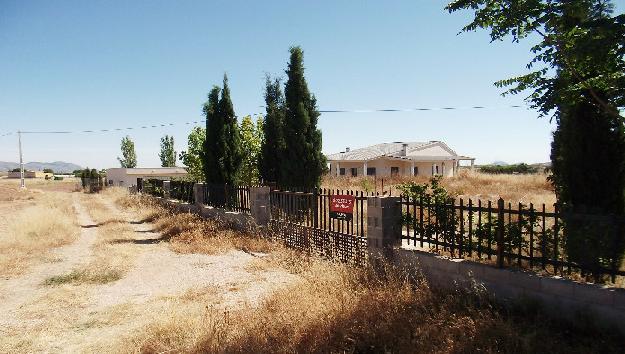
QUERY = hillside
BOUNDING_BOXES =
[0,161,82,173]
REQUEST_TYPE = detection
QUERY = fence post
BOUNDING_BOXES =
[194,183,205,207]
[313,188,319,229]
[367,195,402,259]
[162,180,171,199]
[250,186,271,226]
[497,197,505,268]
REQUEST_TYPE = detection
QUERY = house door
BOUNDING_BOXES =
[391,167,399,177]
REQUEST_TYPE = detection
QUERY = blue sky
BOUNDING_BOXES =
[3,0,616,169]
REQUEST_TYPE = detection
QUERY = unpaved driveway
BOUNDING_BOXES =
[0,192,295,353]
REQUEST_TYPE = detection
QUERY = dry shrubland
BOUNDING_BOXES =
[323,169,556,207]
[0,191,78,277]
[111,194,623,353]
[117,194,276,256]
[130,254,622,354]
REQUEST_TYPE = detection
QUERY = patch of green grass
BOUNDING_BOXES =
[44,269,122,286]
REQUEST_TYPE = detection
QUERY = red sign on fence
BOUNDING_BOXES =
[330,195,355,220]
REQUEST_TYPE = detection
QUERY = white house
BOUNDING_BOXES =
[326,141,474,178]
[106,167,188,187]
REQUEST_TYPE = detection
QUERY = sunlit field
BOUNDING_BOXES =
[322,169,556,207]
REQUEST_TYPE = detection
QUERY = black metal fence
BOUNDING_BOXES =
[142,179,164,197]
[268,188,373,265]
[400,196,625,281]
[202,184,251,213]
[170,181,195,204]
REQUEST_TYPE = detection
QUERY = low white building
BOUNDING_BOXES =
[106,167,188,187]
[326,141,474,178]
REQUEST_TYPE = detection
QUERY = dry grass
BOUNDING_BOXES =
[126,254,623,353]
[323,169,556,207]
[117,194,277,256]
[0,192,79,277]
[91,191,622,353]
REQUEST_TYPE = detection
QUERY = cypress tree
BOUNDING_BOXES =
[259,75,285,184]
[203,86,222,184]
[218,74,243,185]
[281,46,326,188]
[551,90,625,278]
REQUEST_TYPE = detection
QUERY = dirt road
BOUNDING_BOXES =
[0,191,293,353]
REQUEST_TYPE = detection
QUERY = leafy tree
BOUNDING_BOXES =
[259,75,286,184]
[281,46,326,188]
[117,136,137,168]
[447,1,625,279]
[159,135,176,167]
[43,168,54,174]
[203,86,222,183]
[239,115,263,185]
[179,126,206,181]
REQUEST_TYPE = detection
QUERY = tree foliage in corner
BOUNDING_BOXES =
[159,135,176,167]
[259,75,286,184]
[281,46,326,188]
[202,75,243,185]
[239,115,263,185]
[118,136,137,168]
[447,0,625,279]
[179,126,205,181]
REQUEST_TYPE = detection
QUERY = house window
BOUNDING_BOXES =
[436,165,439,175]
[367,167,376,176]
[413,166,418,176]
[350,168,358,177]
[391,167,399,177]
[339,168,346,176]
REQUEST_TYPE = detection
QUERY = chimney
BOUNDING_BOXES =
[346,147,350,153]
[401,143,408,156]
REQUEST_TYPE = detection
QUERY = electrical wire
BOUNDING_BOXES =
[0,104,525,137]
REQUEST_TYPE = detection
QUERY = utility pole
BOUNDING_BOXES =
[18,130,25,189]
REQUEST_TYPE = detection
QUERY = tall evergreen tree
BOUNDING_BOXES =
[259,75,285,184]
[159,135,176,167]
[203,86,222,183]
[219,74,243,185]
[117,136,137,168]
[281,46,326,188]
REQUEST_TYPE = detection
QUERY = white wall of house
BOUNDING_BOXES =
[329,159,458,178]
[106,168,188,187]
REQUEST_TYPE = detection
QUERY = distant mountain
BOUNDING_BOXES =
[491,161,509,166]
[0,161,83,173]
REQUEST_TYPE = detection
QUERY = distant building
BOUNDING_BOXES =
[106,167,188,187]
[7,170,52,179]
[326,141,474,178]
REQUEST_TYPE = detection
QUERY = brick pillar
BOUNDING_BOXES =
[162,180,171,199]
[194,183,205,206]
[367,196,402,258]
[250,186,271,226]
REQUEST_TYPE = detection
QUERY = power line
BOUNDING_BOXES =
[0,104,525,137]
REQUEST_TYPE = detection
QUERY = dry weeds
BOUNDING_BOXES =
[117,194,277,256]
[0,191,79,277]
[128,254,623,354]
[323,169,556,207]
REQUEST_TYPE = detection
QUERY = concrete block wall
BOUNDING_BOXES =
[367,196,401,257]
[250,186,271,226]
[394,248,625,333]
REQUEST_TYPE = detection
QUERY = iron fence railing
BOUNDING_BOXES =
[400,196,625,282]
